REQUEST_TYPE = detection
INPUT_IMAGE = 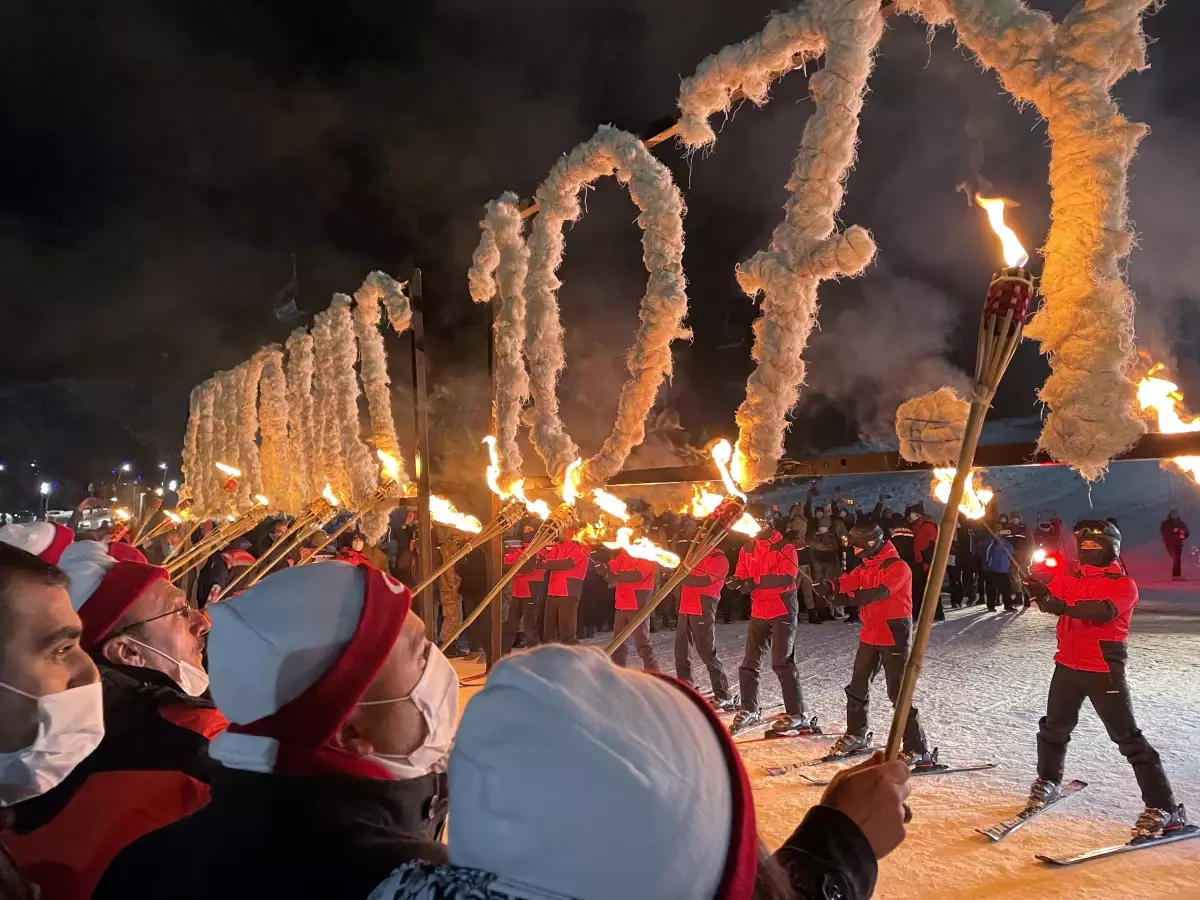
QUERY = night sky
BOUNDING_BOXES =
[2,1,1199,510]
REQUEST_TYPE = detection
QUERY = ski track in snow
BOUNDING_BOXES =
[458,584,1200,898]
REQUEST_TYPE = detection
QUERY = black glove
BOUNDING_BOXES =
[729,576,752,594]
[812,580,836,602]
[1024,579,1050,600]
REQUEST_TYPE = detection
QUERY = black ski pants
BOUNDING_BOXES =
[947,564,976,607]
[612,604,658,670]
[983,571,1013,610]
[1037,663,1175,809]
[543,594,579,645]
[675,595,731,701]
[1168,543,1183,578]
[911,563,944,621]
[739,611,804,716]
[845,640,928,754]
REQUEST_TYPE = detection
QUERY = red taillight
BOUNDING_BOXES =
[1044,556,1058,568]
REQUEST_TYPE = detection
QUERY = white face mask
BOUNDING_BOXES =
[359,644,459,780]
[0,680,105,806]
[124,637,210,698]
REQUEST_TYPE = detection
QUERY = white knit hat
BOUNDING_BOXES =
[449,645,758,900]
[206,561,412,779]
[0,522,74,564]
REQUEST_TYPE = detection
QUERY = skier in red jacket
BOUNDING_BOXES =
[729,527,816,737]
[814,523,934,767]
[1024,519,1187,839]
[674,546,732,708]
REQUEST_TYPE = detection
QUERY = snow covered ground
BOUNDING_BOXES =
[455,583,1200,897]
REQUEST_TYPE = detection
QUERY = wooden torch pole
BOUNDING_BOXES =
[885,266,1031,761]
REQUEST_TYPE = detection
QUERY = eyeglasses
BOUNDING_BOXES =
[113,603,199,636]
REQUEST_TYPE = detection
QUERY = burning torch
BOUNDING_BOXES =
[136,503,189,548]
[163,461,245,570]
[211,485,340,601]
[436,457,584,652]
[164,501,271,582]
[605,440,760,656]
[885,196,1032,762]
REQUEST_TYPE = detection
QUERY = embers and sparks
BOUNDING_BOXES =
[603,527,680,569]
[430,495,483,534]
[931,467,994,520]
[321,484,340,507]
[975,195,1029,268]
[377,450,402,483]
[1137,363,1200,484]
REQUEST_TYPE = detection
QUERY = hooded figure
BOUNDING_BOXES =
[367,645,890,900]
[95,562,455,900]
[4,539,223,900]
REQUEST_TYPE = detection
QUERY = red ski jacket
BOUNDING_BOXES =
[606,549,656,611]
[503,544,545,599]
[913,518,938,568]
[833,542,913,647]
[679,548,729,616]
[542,539,591,598]
[735,531,798,620]
[1042,563,1139,673]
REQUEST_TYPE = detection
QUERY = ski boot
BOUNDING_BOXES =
[830,732,873,758]
[1027,777,1064,810]
[708,695,738,713]
[729,709,763,737]
[901,747,939,772]
[766,713,821,738]
[1133,803,1189,841]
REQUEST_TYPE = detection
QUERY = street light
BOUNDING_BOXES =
[39,482,51,519]
[167,479,178,492]
[158,462,167,470]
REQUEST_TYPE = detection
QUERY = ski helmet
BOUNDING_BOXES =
[1074,519,1121,567]
[848,523,886,558]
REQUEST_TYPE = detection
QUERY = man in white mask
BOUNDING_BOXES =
[96,560,454,900]
[0,537,102,900]
[3,539,224,900]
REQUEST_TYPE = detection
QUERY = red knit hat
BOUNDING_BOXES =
[57,540,170,651]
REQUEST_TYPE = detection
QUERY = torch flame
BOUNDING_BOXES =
[430,495,482,534]
[591,489,629,521]
[562,458,583,506]
[975,195,1029,268]
[711,440,746,501]
[321,484,340,507]
[512,481,551,520]
[255,494,270,507]
[603,527,681,569]
[732,514,762,537]
[114,507,132,522]
[576,521,609,545]
[1137,364,1200,484]
[482,436,503,497]
[165,510,183,524]
[931,467,994,520]
[377,450,402,484]
[214,462,241,478]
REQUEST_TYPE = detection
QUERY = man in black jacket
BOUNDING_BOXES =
[95,561,454,900]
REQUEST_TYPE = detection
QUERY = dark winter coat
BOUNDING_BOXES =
[366,806,877,900]
[1161,518,1190,551]
[195,546,256,608]
[981,534,1013,574]
[94,767,449,900]
[2,663,225,900]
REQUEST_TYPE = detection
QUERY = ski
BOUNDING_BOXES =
[762,735,876,777]
[977,779,1087,842]
[1036,825,1200,867]
[796,761,997,787]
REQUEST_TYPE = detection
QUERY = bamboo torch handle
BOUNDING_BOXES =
[884,397,988,761]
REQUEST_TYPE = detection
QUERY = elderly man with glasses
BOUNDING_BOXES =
[1,538,225,900]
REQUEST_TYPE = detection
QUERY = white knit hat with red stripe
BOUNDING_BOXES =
[206,561,412,779]
[0,521,75,564]
[56,539,169,651]
[448,645,759,900]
